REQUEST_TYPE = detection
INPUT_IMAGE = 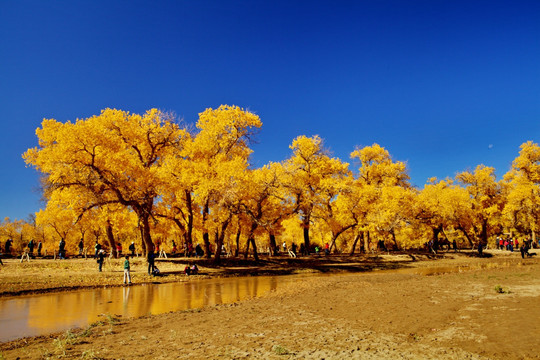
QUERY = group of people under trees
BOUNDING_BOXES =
[426,238,459,254]
[2,233,540,268]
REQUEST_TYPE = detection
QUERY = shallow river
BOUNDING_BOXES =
[0,260,515,343]
[0,275,299,343]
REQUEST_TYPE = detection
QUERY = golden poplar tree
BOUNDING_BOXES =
[350,144,410,250]
[24,108,186,254]
[502,141,540,240]
[456,165,505,246]
[186,105,262,259]
[282,135,350,252]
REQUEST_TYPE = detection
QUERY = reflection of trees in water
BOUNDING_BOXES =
[6,275,287,340]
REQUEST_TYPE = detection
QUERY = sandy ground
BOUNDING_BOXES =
[1,250,540,359]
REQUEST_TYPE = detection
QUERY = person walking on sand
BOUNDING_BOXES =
[78,238,84,256]
[129,241,135,256]
[94,241,101,258]
[123,255,132,284]
[97,249,105,272]
[58,239,66,259]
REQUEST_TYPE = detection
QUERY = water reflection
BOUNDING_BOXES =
[389,260,517,276]
[0,260,517,343]
[0,276,284,343]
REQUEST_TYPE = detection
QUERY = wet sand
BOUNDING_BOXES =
[1,251,539,359]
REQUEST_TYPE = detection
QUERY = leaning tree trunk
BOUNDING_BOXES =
[249,237,259,261]
[213,217,231,265]
[350,233,361,255]
[457,225,474,247]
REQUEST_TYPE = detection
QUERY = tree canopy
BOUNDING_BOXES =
[8,106,539,259]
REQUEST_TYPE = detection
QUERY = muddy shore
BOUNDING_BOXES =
[1,250,539,359]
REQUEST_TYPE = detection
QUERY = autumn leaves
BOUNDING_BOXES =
[21,106,540,258]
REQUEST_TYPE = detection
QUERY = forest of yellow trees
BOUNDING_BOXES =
[1,105,539,262]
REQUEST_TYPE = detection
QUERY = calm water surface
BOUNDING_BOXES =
[0,260,516,342]
[0,275,297,342]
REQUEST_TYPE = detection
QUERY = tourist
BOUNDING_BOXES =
[184,264,191,275]
[147,250,155,275]
[5,238,12,254]
[28,239,35,256]
[300,243,306,256]
[58,239,66,259]
[191,264,199,275]
[116,242,123,258]
[195,244,204,257]
[94,241,101,258]
[282,241,287,253]
[97,249,105,272]
[37,241,42,257]
[123,255,132,285]
[78,238,84,255]
[129,241,135,256]
[291,242,297,256]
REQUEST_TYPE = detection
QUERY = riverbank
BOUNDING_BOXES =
[1,250,539,359]
[0,250,448,297]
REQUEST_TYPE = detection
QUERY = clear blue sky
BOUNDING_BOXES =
[1,0,539,220]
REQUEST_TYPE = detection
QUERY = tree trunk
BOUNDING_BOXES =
[391,229,399,250]
[244,235,251,259]
[185,190,194,247]
[213,217,231,265]
[269,232,277,255]
[363,231,370,252]
[202,200,211,259]
[106,220,117,258]
[350,233,361,255]
[249,237,259,261]
[456,225,473,247]
[432,225,442,251]
[302,215,310,253]
[480,218,488,246]
[139,226,146,255]
[235,226,241,257]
